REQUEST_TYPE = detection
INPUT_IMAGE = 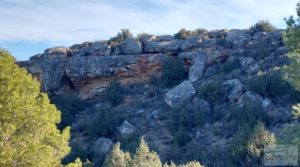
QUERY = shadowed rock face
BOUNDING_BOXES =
[18,29,288,99]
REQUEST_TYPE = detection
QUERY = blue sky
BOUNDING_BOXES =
[0,0,299,60]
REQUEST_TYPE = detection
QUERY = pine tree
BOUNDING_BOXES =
[103,142,131,167]
[130,138,162,167]
[283,2,300,117]
[0,50,79,167]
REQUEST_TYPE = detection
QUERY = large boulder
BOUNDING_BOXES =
[118,39,142,55]
[238,57,260,74]
[89,41,111,56]
[43,47,71,59]
[181,36,204,52]
[225,29,250,49]
[70,41,111,57]
[189,56,207,83]
[165,80,196,107]
[92,137,113,163]
[117,120,137,138]
[144,40,184,54]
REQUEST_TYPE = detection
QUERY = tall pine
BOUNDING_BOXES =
[0,50,78,167]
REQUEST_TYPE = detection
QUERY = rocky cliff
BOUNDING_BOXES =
[19,29,287,99]
[18,28,297,166]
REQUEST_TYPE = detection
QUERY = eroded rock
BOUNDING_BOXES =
[165,80,196,107]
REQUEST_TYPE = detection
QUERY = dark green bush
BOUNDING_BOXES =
[249,20,275,34]
[197,80,226,106]
[246,71,291,98]
[170,103,210,146]
[217,58,240,74]
[174,127,192,147]
[120,134,140,154]
[82,107,122,138]
[160,56,187,87]
[232,102,269,129]
[105,79,124,106]
[51,94,85,129]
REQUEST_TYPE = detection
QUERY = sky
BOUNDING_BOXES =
[0,0,299,60]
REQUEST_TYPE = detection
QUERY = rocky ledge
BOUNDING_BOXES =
[18,29,288,100]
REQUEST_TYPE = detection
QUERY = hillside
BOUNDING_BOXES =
[18,26,300,167]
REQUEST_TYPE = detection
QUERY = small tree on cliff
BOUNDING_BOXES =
[130,138,162,167]
[283,1,300,116]
[0,49,80,167]
[103,143,131,167]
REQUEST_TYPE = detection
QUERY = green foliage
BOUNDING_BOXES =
[0,49,77,167]
[51,94,85,129]
[174,28,206,39]
[197,80,226,106]
[105,79,124,106]
[104,139,204,167]
[232,102,269,129]
[120,134,140,154]
[130,138,162,167]
[217,58,240,75]
[160,56,186,87]
[230,123,275,166]
[81,107,122,138]
[174,127,192,147]
[276,124,300,145]
[170,103,210,146]
[249,20,275,34]
[246,71,291,98]
[103,143,131,167]
[109,29,133,46]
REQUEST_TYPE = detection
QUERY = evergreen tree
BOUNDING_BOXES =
[103,143,131,167]
[130,138,162,167]
[283,1,300,116]
[0,50,79,167]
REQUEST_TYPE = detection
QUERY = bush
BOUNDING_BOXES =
[160,56,187,87]
[105,79,124,106]
[109,29,133,46]
[174,127,192,147]
[230,122,275,166]
[51,94,85,129]
[82,107,122,138]
[120,134,140,154]
[174,28,208,40]
[249,20,275,34]
[197,80,226,106]
[170,103,210,146]
[232,102,269,129]
[246,71,292,98]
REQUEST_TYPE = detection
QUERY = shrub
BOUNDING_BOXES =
[174,28,198,39]
[217,58,240,75]
[109,29,133,46]
[82,107,122,138]
[249,20,275,34]
[51,94,85,129]
[174,126,192,147]
[120,134,140,154]
[160,56,187,87]
[197,80,226,106]
[246,71,291,98]
[171,103,210,146]
[105,79,124,106]
[230,122,275,166]
[232,102,269,129]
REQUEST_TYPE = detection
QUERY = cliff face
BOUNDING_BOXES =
[18,28,296,166]
[19,29,287,99]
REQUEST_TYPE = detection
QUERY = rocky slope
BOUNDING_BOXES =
[18,28,299,166]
